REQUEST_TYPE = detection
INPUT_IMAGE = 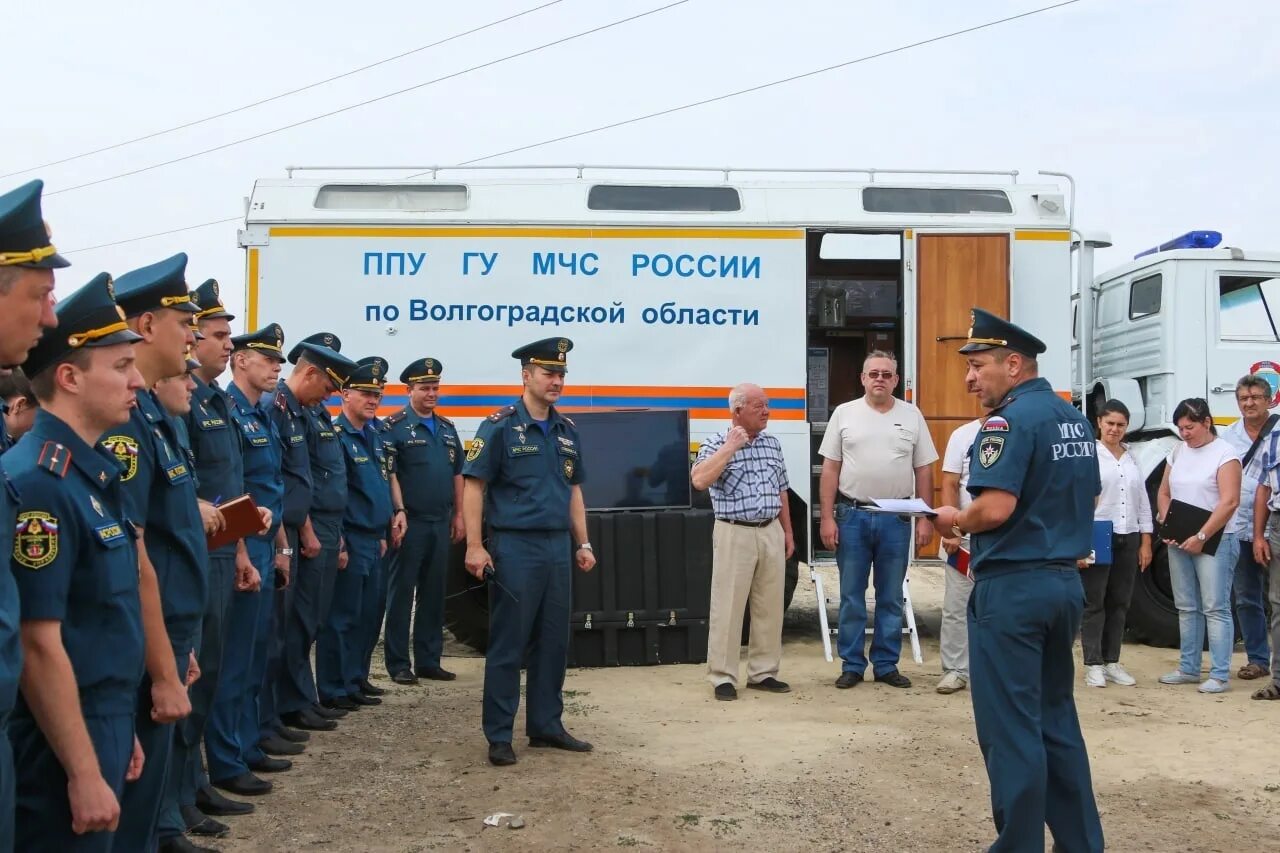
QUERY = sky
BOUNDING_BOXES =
[4,0,1278,323]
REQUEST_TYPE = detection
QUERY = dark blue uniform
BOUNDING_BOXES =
[463,398,585,744]
[962,311,1104,853]
[7,411,145,852]
[206,382,284,784]
[382,406,462,677]
[0,421,23,851]
[318,413,392,701]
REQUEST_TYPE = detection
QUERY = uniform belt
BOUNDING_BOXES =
[836,495,878,508]
[716,517,775,528]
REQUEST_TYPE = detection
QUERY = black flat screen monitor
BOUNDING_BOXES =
[572,410,691,511]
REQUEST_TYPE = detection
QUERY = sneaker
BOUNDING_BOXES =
[1084,665,1106,688]
[1158,670,1200,685]
[936,671,968,694]
[1197,678,1229,694]
[1103,662,1136,686]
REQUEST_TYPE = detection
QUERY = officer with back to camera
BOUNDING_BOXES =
[930,308,1104,853]
[461,337,596,767]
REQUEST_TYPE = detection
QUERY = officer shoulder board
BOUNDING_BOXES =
[272,393,288,413]
[560,413,576,429]
[36,441,72,478]
[435,413,455,428]
[384,409,408,429]
[488,405,516,423]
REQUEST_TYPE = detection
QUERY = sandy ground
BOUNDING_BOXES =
[216,564,1280,852]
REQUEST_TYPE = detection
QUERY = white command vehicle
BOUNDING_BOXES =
[242,165,1079,610]
[1074,230,1280,646]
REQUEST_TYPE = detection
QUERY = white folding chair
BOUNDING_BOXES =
[811,562,923,665]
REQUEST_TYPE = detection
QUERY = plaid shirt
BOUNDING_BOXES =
[695,429,788,522]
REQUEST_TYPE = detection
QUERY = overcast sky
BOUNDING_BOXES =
[5,0,1276,321]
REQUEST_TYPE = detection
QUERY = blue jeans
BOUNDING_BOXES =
[1232,538,1272,668]
[1168,541,1234,682]
[835,505,910,677]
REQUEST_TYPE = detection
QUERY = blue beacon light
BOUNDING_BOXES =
[1134,230,1223,259]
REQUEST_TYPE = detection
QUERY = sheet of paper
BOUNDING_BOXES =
[867,498,937,517]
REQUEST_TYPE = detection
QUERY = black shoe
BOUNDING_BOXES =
[391,670,419,685]
[321,696,360,712]
[877,670,912,688]
[181,805,230,838]
[249,756,292,774]
[275,724,311,743]
[358,678,386,696]
[488,741,517,766]
[835,671,864,689]
[212,772,273,796]
[528,731,593,752]
[415,665,457,681]
[714,683,737,701]
[159,835,219,853]
[747,677,792,694]
[310,702,347,720]
[258,734,305,756]
[349,692,381,706]
[281,709,337,731]
[195,785,255,816]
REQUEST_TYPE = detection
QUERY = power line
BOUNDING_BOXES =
[44,1,690,198]
[61,217,241,254]
[1,0,566,181]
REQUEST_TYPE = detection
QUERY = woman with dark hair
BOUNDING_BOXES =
[1156,398,1241,693]
[1082,400,1152,687]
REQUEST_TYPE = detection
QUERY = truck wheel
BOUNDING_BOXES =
[444,540,490,653]
[1125,466,1179,647]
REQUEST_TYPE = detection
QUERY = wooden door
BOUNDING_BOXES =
[916,234,1010,553]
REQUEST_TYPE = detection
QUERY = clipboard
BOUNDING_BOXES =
[206,494,264,551]
[1161,499,1223,557]
[1091,520,1114,565]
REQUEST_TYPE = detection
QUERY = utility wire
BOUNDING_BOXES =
[1,0,566,180]
[44,1,690,198]
[62,217,241,254]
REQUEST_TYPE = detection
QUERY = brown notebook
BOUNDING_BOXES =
[206,494,265,551]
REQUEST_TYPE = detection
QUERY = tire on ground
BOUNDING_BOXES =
[1124,464,1179,648]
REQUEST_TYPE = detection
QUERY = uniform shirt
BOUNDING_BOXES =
[335,413,393,535]
[7,410,144,716]
[229,383,285,524]
[107,390,208,652]
[382,406,462,520]
[262,381,312,528]
[462,399,585,531]
[694,429,788,522]
[303,401,348,516]
[966,377,1100,571]
[0,437,20,722]
[818,397,938,501]
[1221,418,1277,537]
[186,376,244,557]
[1094,442,1153,535]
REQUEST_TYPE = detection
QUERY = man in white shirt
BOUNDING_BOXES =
[818,352,937,689]
[937,401,983,695]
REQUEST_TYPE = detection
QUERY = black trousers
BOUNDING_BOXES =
[1080,532,1141,665]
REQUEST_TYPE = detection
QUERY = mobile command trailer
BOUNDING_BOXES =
[1074,231,1280,647]
[241,165,1078,650]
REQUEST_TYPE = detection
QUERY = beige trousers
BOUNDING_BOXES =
[706,519,784,687]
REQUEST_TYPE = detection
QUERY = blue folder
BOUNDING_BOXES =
[1092,520,1114,565]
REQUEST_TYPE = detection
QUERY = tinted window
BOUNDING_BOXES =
[862,187,1012,214]
[1219,274,1280,341]
[1129,273,1162,320]
[314,184,467,210]
[587,185,741,212]
[571,410,691,510]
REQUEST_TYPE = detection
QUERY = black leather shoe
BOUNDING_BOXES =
[488,741,517,766]
[877,670,912,688]
[835,671,864,689]
[391,670,419,685]
[181,805,230,837]
[321,696,360,712]
[416,665,457,681]
[714,683,737,701]
[275,724,311,743]
[747,677,792,693]
[281,709,337,731]
[348,692,381,706]
[213,772,273,796]
[195,785,255,816]
[310,702,347,719]
[159,835,219,853]
[528,731,593,752]
[249,756,292,774]
[358,678,386,696]
[259,734,305,756]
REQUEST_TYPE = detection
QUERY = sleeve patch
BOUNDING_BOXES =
[982,416,1009,433]
[14,511,59,569]
[978,435,1005,468]
[466,437,485,462]
[102,435,140,481]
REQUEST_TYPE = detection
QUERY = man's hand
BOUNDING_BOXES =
[150,677,192,723]
[783,530,795,560]
[391,512,407,546]
[914,517,932,549]
[930,506,961,538]
[820,516,838,551]
[68,773,120,834]
[575,546,597,573]
[465,544,493,580]
[274,552,290,587]
[941,536,960,556]
[300,526,321,559]
[235,556,261,593]
[451,513,465,544]
[185,650,201,688]
[256,507,273,534]
[125,736,145,782]
[198,502,225,536]
[723,425,749,453]
[1254,538,1271,566]
[338,547,349,571]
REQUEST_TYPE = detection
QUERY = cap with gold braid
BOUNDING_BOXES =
[192,278,235,322]
[287,331,340,364]
[230,323,286,363]
[958,307,1046,357]
[24,273,142,377]
[512,336,572,374]
[293,342,356,389]
[347,357,388,393]
[0,179,69,269]
[114,253,198,317]
[400,356,442,384]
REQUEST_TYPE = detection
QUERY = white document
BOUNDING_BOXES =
[867,498,937,517]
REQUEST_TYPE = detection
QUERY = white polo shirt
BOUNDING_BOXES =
[819,397,938,501]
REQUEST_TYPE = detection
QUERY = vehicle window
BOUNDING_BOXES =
[587,185,741,212]
[1128,273,1162,320]
[861,187,1012,214]
[1219,274,1280,342]
[314,184,468,210]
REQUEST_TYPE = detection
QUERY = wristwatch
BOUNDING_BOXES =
[1196,531,1207,542]
[277,547,294,557]
[393,507,406,515]
[577,542,593,552]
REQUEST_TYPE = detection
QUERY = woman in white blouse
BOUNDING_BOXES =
[1083,400,1153,688]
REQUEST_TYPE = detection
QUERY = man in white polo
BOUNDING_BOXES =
[819,351,937,689]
